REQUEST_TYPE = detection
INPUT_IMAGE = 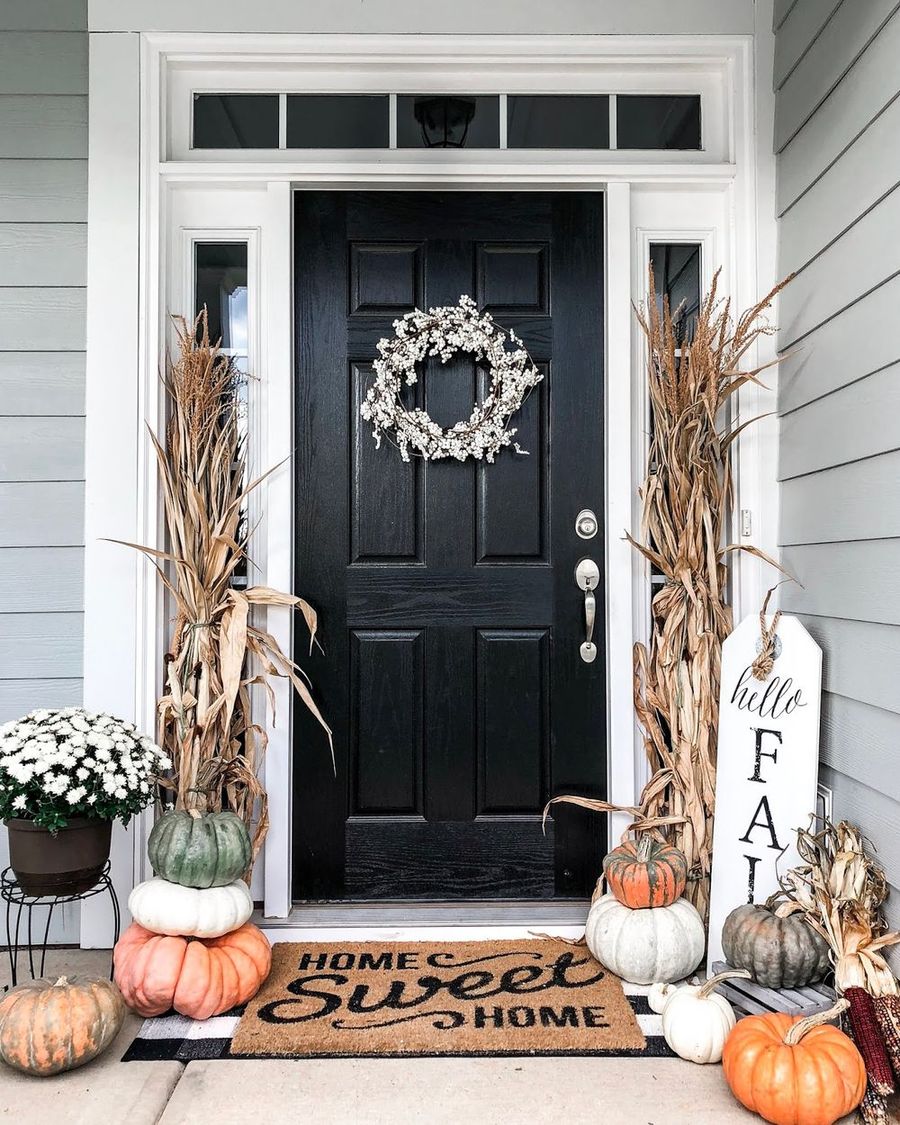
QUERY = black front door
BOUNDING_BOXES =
[293,192,606,902]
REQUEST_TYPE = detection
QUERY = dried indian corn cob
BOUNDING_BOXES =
[845,986,896,1097]
[858,1083,888,1125]
[873,993,900,1081]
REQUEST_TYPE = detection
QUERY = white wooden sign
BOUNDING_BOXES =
[707,613,822,970]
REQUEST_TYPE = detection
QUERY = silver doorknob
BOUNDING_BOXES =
[574,558,600,664]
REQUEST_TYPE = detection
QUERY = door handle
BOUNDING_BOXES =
[574,558,600,664]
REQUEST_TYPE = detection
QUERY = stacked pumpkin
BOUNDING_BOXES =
[113,810,272,1020]
[584,834,706,985]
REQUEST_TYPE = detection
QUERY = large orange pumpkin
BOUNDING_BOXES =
[602,835,687,909]
[114,921,271,1019]
[0,975,125,1076]
[722,1001,866,1125]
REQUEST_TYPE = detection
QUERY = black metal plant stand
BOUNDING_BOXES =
[2,863,120,989]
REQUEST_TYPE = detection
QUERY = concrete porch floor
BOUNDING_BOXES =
[0,949,866,1125]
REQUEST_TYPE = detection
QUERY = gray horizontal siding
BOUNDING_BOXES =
[0,483,84,545]
[777,274,900,412]
[781,541,900,624]
[777,9,900,214]
[777,2,900,913]
[0,224,87,285]
[0,678,82,720]
[779,364,900,478]
[778,93,900,272]
[775,0,900,152]
[774,0,842,90]
[774,0,799,31]
[820,693,900,802]
[818,769,900,875]
[0,160,87,221]
[0,33,87,95]
[0,9,86,943]
[1,2,88,32]
[0,288,86,350]
[780,449,900,543]
[0,353,84,415]
[0,548,84,613]
[778,184,900,348]
[0,417,84,481]
[0,95,87,157]
[799,616,900,715]
[0,613,83,679]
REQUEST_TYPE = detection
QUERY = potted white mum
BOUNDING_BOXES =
[0,708,170,895]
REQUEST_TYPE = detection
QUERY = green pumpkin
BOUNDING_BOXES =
[148,809,251,889]
[721,901,831,989]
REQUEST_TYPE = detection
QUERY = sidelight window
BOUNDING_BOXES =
[194,241,250,587]
[646,241,702,600]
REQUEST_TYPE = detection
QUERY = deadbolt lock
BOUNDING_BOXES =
[575,509,598,540]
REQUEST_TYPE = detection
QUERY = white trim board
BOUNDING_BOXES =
[81,30,776,944]
[90,2,757,36]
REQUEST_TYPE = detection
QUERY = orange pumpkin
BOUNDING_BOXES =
[114,921,271,1019]
[0,975,125,1076]
[602,835,687,909]
[722,1000,866,1125]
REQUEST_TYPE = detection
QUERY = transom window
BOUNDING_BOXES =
[191,92,702,151]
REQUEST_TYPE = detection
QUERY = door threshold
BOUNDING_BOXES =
[254,900,590,942]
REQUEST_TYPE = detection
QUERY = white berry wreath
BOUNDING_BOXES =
[360,294,543,463]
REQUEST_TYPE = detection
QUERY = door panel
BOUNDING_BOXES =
[293,191,606,901]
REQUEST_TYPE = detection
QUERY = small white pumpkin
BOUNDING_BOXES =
[585,892,705,985]
[648,980,678,1014]
[656,968,751,1064]
[128,876,252,938]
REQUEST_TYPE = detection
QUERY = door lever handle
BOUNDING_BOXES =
[574,558,600,664]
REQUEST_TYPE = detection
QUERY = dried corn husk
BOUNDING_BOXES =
[626,267,789,919]
[116,312,332,867]
[780,820,900,998]
[546,269,789,920]
[781,818,900,1111]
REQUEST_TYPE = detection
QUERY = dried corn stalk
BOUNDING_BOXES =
[781,819,900,1115]
[545,268,788,918]
[628,266,789,920]
[117,312,332,866]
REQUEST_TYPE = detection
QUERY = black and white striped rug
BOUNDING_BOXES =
[122,983,673,1063]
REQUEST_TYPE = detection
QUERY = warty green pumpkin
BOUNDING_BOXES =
[721,900,831,989]
[148,808,251,889]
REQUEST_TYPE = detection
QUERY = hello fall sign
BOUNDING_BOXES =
[707,613,822,969]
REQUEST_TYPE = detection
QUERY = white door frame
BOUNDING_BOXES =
[82,31,778,945]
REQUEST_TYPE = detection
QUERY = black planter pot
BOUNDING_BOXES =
[4,817,112,896]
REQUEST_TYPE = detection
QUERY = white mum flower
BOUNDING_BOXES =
[66,786,86,804]
[12,794,26,810]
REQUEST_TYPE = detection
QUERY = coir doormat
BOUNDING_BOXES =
[226,940,647,1059]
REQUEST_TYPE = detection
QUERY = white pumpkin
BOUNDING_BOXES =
[585,893,705,985]
[128,876,253,938]
[657,968,750,1063]
[648,980,678,1014]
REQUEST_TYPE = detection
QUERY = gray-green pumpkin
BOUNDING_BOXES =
[721,900,831,989]
[148,809,251,889]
